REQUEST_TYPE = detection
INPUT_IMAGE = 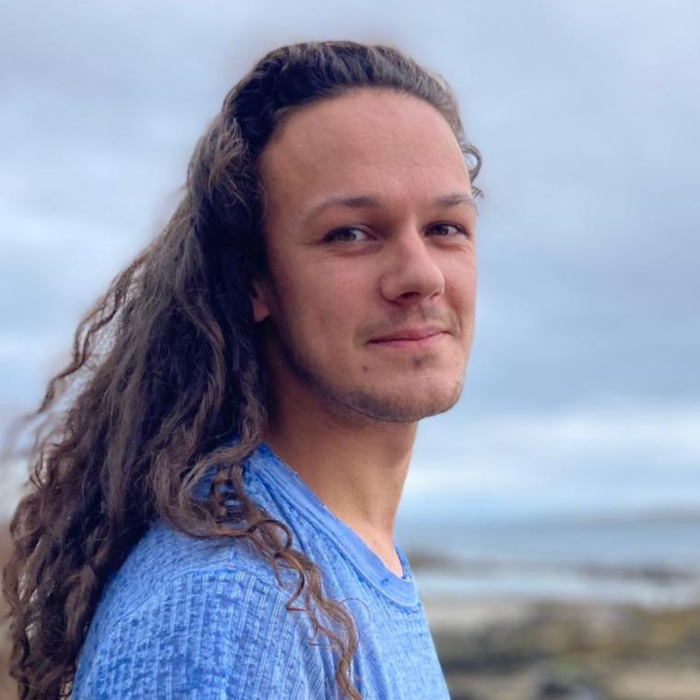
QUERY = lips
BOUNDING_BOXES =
[369,326,448,342]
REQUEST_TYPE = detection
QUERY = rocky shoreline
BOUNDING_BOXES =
[424,596,700,700]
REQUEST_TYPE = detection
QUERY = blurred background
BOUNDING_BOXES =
[1,1,699,698]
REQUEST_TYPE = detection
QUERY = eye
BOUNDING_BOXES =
[428,222,468,238]
[324,227,370,243]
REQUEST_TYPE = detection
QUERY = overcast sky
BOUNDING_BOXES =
[1,0,698,523]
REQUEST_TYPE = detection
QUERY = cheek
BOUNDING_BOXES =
[446,258,477,306]
[307,281,368,354]
[274,269,353,341]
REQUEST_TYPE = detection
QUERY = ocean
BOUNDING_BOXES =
[397,511,700,608]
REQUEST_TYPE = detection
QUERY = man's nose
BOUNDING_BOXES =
[379,229,446,303]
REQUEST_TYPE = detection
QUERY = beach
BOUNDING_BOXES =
[424,595,700,700]
[406,518,700,700]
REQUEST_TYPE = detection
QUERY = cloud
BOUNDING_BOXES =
[405,402,700,518]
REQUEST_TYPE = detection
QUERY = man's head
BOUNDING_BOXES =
[253,88,477,424]
[195,40,482,425]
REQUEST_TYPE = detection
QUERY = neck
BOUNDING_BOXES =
[263,389,418,570]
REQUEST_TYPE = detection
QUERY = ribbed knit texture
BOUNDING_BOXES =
[72,443,451,699]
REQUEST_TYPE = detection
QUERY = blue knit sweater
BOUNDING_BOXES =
[72,443,450,699]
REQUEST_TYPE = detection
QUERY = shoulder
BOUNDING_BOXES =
[75,557,332,699]
[95,518,283,623]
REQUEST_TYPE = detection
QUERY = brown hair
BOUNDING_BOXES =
[2,40,481,700]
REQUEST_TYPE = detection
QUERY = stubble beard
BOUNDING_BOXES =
[271,324,467,425]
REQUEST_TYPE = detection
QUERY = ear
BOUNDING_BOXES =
[250,277,271,323]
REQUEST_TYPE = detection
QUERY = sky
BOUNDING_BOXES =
[1,0,698,523]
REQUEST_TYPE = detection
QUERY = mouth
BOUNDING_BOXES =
[367,330,449,351]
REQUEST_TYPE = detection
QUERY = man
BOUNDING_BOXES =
[3,41,481,700]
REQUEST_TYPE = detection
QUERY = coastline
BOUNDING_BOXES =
[423,595,700,700]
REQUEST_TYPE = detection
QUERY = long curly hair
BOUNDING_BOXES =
[2,40,482,700]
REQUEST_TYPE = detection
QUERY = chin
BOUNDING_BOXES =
[338,380,465,423]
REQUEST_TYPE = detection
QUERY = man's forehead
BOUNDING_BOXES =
[260,90,466,182]
[257,90,472,232]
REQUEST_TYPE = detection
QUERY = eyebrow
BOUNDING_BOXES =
[303,192,478,223]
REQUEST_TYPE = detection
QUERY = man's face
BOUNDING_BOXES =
[253,88,477,424]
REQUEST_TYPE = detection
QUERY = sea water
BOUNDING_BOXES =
[396,512,700,608]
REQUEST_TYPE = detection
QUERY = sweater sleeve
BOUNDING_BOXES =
[75,569,332,700]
